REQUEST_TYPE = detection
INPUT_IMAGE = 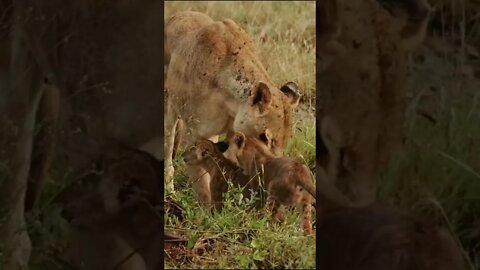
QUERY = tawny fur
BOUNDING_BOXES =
[164,11,301,203]
[262,157,316,234]
[223,132,316,234]
[183,139,250,210]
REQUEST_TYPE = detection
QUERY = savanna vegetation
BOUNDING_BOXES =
[378,0,480,268]
[1,0,478,269]
[164,1,316,269]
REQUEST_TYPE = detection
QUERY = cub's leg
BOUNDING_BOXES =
[207,136,224,209]
[267,195,286,224]
[187,165,212,207]
[300,198,313,235]
[274,204,286,224]
[191,135,219,208]
[210,176,227,210]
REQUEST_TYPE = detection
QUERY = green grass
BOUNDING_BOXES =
[165,2,316,268]
[375,3,480,266]
[165,120,316,269]
[378,78,480,269]
[165,183,316,269]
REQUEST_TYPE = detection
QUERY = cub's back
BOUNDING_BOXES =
[263,157,312,202]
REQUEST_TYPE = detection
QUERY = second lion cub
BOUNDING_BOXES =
[224,132,316,234]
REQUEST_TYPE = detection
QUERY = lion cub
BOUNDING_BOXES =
[224,132,316,234]
[183,139,250,210]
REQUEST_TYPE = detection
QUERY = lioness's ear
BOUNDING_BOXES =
[215,141,229,153]
[249,82,272,113]
[280,81,301,108]
[232,132,246,149]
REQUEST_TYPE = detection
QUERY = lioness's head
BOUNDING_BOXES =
[233,81,300,156]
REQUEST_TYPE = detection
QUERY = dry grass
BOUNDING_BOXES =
[164,1,316,269]
[379,1,480,268]
[165,1,316,103]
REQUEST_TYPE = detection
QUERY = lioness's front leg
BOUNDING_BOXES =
[164,106,179,191]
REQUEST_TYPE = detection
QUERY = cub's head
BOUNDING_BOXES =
[223,130,276,176]
[233,81,300,156]
[183,139,229,166]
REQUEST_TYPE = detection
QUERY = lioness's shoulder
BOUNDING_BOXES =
[166,11,256,54]
[165,11,215,58]
[189,16,256,55]
[165,11,214,32]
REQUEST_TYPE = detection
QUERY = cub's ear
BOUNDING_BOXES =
[249,82,272,113]
[280,81,301,108]
[232,132,246,149]
[215,141,230,153]
[259,129,273,149]
[196,147,208,158]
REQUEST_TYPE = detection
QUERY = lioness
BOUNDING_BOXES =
[164,11,301,206]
